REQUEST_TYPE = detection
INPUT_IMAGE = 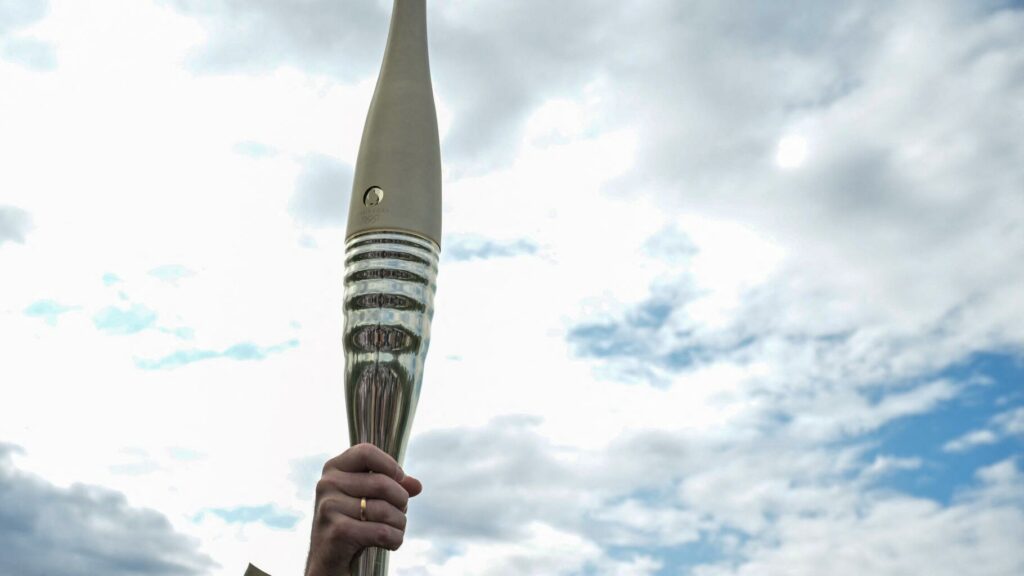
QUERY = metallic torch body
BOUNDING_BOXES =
[343,1,442,574]
[344,232,438,575]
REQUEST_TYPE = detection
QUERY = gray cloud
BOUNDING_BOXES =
[0,205,32,245]
[405,415,843,544]
[289,153,353,227]
[159,0,1024,376]
[160,0,1024,202]
[428,1,626,174]
[555,1,1024,414]
[165,0,390,80]
[401,409,1024,573]
[0,443,213,576]
[151,2,1024,570]
[405,416,581,542]
[402,411,1024,572]
[691,458,1024,576]
[164,0,626,173]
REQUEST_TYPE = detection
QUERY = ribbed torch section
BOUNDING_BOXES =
[344,230,439,576]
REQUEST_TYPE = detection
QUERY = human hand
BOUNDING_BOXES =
[304,443,423,576]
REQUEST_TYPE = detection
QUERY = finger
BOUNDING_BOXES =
[400,475,423,498]
[316,493,407,531]
[326,515,405,551]
[334,470,410,510]
[323,443,404,480]
[316,469,410,510]
[360,498,407,531]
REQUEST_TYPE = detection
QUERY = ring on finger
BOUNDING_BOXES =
[360,497,367,521]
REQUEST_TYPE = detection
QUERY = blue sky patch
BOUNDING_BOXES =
[601,539,728,576]
[158,326,195,340]
[568,298,674,359]
[289,453,330,499]
[167,447,204,461]
[24,299,76,325]
[568,295,758,376]
[233,140,278,158]
[148,264,195,285]
[196,504,300,530]
[135,339,299,370]
[861,352,1024,505]
[93,304,158,334]
[136,349,219,370]
[443,235,538,262]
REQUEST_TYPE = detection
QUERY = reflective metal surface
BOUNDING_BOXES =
[344,230,438,576]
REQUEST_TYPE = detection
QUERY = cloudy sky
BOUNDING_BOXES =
[2,0,1023,574]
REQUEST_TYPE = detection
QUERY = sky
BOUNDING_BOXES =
[1,0,1023,575]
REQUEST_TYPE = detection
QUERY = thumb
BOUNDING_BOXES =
[400,475,423,497]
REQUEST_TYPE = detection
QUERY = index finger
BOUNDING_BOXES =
[323,443,404,480]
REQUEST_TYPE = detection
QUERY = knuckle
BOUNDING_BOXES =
[374,525,393,547]
[314,477,332,498]
[373,499,390,520]
[315,498,343,522]
[378,502,405,529]
[369,474,394,497]
[371,473,390,489]
[353,442,375,457]
[386,483,408,508]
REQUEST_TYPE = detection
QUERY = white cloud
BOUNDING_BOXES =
[944,429,1000,453]
[393,522,662,576]
[692,459,1024,576]
[993,406,1024,435]
[944,405,1024,453]
[775,135,809,169]
[287,154,353,228]
[862,455,923,478]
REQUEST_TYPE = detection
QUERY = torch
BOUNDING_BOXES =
[343,1,441,575]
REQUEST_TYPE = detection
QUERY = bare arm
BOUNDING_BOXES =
[304,443,423,576]
[242,444,422,576]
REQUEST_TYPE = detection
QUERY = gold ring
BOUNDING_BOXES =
[360,497,367,521]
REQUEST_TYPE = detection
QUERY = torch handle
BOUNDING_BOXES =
[343,230,439,576]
